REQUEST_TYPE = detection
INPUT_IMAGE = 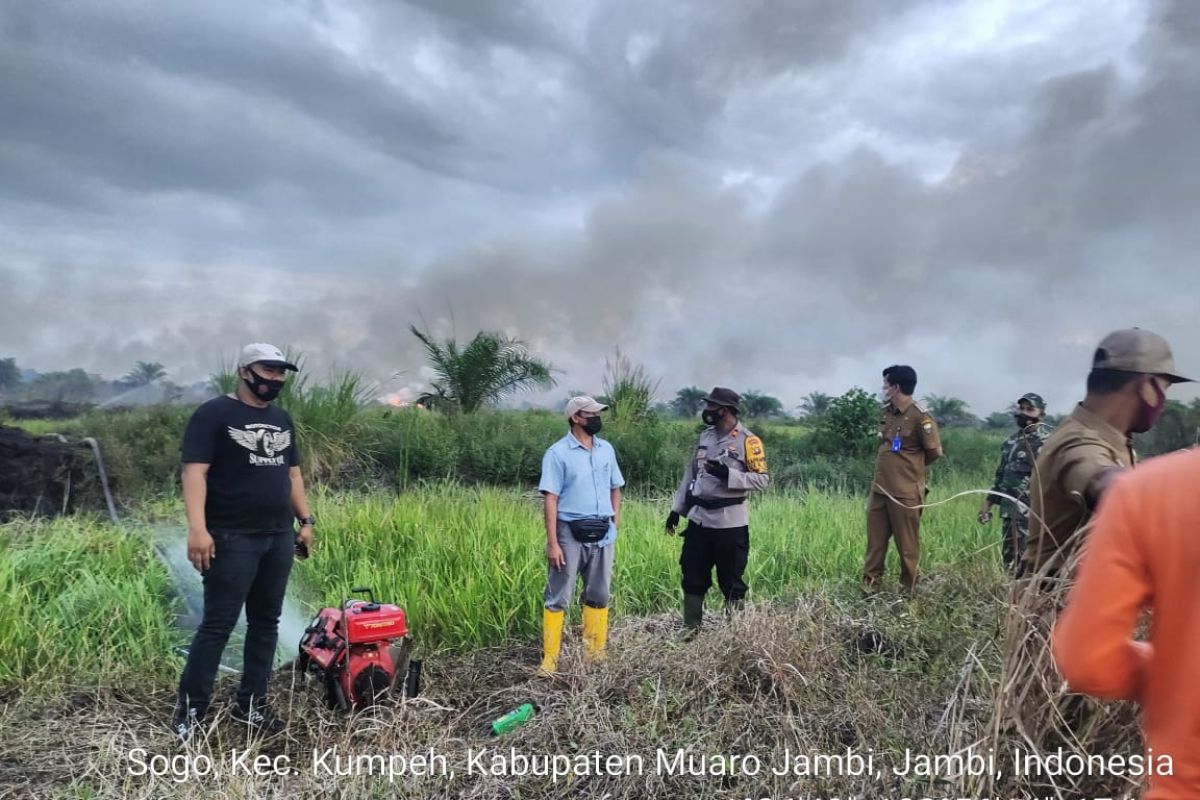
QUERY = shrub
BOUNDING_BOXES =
[812,388,879,459]
[25,384,1004,505]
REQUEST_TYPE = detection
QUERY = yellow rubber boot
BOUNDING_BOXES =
[582,605,609,661]
[539,609,565,675]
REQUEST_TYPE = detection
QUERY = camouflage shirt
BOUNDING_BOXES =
[990,422,1053,514]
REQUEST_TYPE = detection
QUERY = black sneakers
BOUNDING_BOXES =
[172,707,204,744]
[231,701,286,736]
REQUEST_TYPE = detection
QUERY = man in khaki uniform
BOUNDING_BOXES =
[1023,328,1192,578]
[864,365,942,593]
[665,387,770,635]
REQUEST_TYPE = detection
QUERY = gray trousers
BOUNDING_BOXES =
[544,521,614,611]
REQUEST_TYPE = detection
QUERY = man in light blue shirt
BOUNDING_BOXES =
[537,395,625,674]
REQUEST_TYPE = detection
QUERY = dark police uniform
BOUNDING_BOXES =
[672,420,770,606]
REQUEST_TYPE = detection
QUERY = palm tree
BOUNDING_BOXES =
[984,410,1014,430]
[671,386,707,417]
[410,326,556,413]
[797,391,833,418]
[922,394,978,428]
[740,390,784,419]
[122,361,167,387]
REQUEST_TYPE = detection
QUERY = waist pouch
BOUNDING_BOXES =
[685,493,747,511]
[567,517,611,543]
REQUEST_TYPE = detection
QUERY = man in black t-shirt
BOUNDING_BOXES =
[173,342,315,741]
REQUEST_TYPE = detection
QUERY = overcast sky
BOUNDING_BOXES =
[2,0,1198,415]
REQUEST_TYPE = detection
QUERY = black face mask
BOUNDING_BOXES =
[1014,413,1038,428]
[702,408,725,426]
[244,369,285,402]
[581,416,603,435]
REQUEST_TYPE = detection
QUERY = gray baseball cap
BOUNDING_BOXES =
[564,395,606,419]
[239,342,299,371]
[1092,328,1192,383]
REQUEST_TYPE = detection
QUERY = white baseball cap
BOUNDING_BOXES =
[564,395,606,419]
[239,342,299,371]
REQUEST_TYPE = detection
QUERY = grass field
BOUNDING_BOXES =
[294,479,998,653]
[5,401,1121,799]
[0,484,1016,799]
[0,517,179,691]
[6,474,1147,799]
[9,477,1001,668]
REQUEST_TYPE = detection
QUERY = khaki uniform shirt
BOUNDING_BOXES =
[871,398,942,500]
[1024,404,1137,573]
[672,422,770,528]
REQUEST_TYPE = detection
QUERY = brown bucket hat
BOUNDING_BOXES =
[701,387,741,414]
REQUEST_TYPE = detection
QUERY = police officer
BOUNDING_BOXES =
[978,392,1053,571]
[864,365,942,593]
[1023,328,1192,578]
[665,388,770,636]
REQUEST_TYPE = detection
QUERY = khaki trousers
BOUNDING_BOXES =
[864,491,922,591]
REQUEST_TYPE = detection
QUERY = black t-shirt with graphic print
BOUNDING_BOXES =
[181,395,300,533]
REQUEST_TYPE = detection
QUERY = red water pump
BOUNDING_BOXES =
[296,587,418,710]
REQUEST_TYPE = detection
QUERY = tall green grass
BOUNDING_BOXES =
[17,392,1004,501]
[0,477,1001,688]
[298,478,999,653]
[0,517,178,690]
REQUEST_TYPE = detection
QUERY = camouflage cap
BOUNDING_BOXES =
[1092,328,1194,383]
[1018,392,1046,410]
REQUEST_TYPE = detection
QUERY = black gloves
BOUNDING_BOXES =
[705,459,730,481]
[666,511,680,529]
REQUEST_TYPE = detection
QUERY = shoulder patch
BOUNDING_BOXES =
[921,417,934,434]
[744,435,768,473]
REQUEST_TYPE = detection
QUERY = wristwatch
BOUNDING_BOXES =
[297,515,317,527]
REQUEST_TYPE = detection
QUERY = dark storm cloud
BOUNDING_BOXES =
[0,1,453,197]
[2,0,1198,415]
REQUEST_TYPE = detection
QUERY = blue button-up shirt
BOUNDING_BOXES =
[538,432,625,547]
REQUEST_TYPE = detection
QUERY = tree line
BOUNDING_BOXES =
[6,328,1199,453]
[0,357,186,404]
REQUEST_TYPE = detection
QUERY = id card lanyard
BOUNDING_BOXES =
[891,425,902,453]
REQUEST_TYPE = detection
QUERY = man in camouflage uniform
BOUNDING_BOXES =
[978,392,1053,571]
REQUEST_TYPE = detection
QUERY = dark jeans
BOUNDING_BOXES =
[176,529,294,717]
[680,522,750,602]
